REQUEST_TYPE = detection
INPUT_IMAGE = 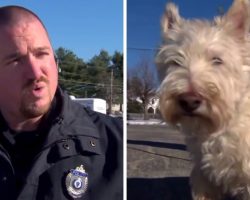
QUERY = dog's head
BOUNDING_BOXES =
[156,0,250,133]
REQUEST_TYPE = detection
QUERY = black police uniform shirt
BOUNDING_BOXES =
[0,88,123,200]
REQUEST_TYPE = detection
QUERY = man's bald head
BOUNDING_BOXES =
[0,5,48,35]
[0,5,58,129]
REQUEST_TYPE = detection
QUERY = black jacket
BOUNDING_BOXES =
[0,88,123,200]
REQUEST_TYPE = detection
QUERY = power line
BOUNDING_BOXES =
[60,70,122,78]
[59,78,123,88]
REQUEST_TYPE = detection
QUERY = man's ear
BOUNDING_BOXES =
[54,54,61,73]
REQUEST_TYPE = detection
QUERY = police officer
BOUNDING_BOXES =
[0,5,123,200]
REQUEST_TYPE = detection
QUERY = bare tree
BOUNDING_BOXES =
[128,57,157,120]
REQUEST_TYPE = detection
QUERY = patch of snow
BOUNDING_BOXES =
[127,119,166,125]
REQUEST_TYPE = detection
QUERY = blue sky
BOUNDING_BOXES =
[128,0,233,69]
[0,0,123,62]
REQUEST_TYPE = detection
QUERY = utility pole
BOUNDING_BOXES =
[109,67,113,114]
[108,63,116,115]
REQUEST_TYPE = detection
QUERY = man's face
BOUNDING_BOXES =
[0,19,58,120]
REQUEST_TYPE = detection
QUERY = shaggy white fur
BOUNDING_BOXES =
[156,0,250,199]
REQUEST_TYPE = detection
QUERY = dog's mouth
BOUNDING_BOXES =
[180,109,196,114]
[167,110,205,125]
[180,111,206,119]
[182,113,198,117]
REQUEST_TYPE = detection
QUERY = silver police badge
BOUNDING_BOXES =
[65,165,88,198]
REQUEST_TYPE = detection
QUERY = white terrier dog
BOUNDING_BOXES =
[156,0,250,199]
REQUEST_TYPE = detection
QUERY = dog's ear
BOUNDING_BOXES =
[221,0,250,39]
[161,3,181,34]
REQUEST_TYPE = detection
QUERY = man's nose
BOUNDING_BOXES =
[24,55,43,80]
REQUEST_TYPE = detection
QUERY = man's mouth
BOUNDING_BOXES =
[34,85,43,91]
[29,83,47,98]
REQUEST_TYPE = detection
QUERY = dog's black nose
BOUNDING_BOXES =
[178,93,202,113]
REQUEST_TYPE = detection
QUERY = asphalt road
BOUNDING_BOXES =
[127,124,193,200]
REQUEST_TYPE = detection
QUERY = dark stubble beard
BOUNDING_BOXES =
[20,77,52,118]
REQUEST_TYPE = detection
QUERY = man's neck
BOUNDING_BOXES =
[11,117,43,132]
[1,113,44,132]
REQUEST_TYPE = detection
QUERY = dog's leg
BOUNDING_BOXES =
[190,166,223,200]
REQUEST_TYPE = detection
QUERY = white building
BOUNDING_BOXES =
[146,97,159,114]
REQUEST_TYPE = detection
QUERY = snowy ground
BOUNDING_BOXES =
[127,119,167,125]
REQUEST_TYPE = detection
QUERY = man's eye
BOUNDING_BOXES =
[36,52,49,58]
[8,57,21,65]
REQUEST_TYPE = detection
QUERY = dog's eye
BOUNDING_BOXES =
[167,60,182,67]
[212,57,223,65]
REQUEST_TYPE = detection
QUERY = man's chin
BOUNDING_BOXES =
[21,99,51,118]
